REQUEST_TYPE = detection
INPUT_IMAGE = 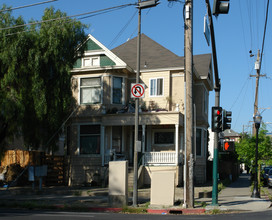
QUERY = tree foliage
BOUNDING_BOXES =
[0,5,87,153]
[236,125,272,170]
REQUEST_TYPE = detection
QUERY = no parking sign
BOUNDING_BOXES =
[131,83,145,98]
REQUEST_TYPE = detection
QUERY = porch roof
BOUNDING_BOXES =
[101,111,184,126]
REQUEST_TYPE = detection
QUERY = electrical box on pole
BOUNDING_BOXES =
[212,0,230,16]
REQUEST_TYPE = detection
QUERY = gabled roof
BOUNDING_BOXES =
[72,34,131,72]
[112,34,212,80]
[112,34,183,71]
[223,129,241,138]
[73,34,212,85]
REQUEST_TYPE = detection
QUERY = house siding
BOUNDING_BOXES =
[100,55,116,66]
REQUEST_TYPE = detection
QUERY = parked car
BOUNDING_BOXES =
[262,166,272,186]
[267,169,272,188]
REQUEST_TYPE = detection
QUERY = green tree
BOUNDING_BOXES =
[0,5,87,154]
[236,125,272,170]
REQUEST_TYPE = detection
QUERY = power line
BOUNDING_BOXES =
[0,0,58,13]
[0,3,136,31]
[259,0,270,74]
[108,10,137,49]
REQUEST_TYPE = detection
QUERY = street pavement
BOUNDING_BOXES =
[0,173,271,214]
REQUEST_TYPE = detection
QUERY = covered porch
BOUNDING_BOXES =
[101,111,184,166]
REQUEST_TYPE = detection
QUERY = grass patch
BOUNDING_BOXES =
[72,190,82,196]
[218,179,231,193]
[206,208,221,215]
[122,206,147,214]
[194,201,207,208]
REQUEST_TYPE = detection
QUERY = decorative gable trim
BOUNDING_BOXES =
[73,34,130,72]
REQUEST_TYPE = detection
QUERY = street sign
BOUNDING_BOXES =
[131,83,145,98]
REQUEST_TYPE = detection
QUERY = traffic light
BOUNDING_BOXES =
[223,140,235,151]
[212,0,230,16]
[211,107,222,132]
[223,109,232,131]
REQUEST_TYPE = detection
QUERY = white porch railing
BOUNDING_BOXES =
[144,152,181,165]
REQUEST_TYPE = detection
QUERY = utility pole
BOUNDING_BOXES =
[133,0,141,207]
[250,49,266,135]
[184,0,194,208]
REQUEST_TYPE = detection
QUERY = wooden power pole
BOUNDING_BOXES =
[251,49,266,135]
[184,0,194,208]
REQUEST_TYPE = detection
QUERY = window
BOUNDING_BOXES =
[112,77,123,104]
[204,89,208,115]
[80,125,100,154]
[80,77,101,104]
[196,128,207,156]
[112,126,122,153]
[196,129,202,156]
[150,78,163,96]
[154,131,174,145]
[83,56,99,67]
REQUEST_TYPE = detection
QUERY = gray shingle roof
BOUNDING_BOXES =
[111,34,211,79]
[112,34,183,71]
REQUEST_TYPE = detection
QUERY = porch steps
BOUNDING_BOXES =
[128,167,134,189]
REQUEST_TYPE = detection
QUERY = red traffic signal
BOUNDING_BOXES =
[223,141,235,151]
[212,107,222,132]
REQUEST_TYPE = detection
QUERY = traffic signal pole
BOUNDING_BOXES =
[205,0,220,206]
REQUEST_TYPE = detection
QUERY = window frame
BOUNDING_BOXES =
[79,76,102,105]
[195,127,207,157]
[78,124,101,155]
[152,129,175,147]
[82,56,100,68]
[149,77,164,97]
[111,76,124,104]
[203,88,208,115]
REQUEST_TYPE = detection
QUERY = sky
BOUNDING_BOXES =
[1,0,272,134]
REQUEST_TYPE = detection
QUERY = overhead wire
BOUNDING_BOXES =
[0,0,58,13]
[108,10,137,49]
[0,3,137,31]
[259,0,270,75]
[238,0,252,75]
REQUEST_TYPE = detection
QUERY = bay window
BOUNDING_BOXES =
[112,77,123,104]
[80,77,101,104]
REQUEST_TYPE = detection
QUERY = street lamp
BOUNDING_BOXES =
[251,113,262,198]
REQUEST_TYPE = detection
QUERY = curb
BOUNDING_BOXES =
[147,208,206,215]
[86,207,206,215]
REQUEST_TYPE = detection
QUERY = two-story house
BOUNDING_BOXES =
[67,34,213,186]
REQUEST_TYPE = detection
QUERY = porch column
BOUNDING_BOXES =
[142,125,146,165]
[101,125,105,166]
[175,124,179,165]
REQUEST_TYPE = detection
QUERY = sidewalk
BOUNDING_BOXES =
[0,173,271,214]
[205,173,272,212]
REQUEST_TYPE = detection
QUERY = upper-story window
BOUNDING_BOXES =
[80,77,102,104]
[204,89,208,115]
[150,78,163,97]
[112,76,123,104]
[83,56,100,67]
